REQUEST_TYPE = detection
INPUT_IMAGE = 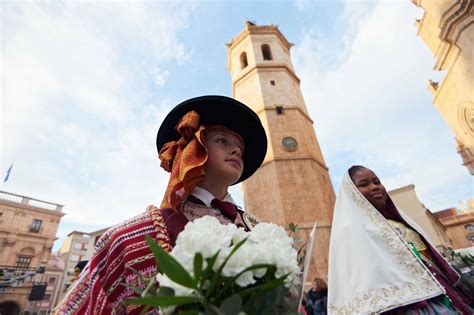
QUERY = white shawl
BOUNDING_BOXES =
[327,172,445,314]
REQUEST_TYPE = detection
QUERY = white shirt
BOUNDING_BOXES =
[190,186,237,207]
[176,186,238,208]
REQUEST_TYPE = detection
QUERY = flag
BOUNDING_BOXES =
[3,163,13,182]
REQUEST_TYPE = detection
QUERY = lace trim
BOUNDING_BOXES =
[328,178,444,314]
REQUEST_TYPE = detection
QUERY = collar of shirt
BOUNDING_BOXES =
[191,186,236,207]
[175,186,237,208]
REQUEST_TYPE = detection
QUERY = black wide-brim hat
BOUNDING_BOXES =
[156,95,267,184]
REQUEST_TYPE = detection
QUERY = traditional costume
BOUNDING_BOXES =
[55,95,267,314]
[328,171,473,315]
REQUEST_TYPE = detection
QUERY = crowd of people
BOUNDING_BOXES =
[55,96,473,314]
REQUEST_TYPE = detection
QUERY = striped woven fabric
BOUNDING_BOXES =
[55,205,171,315]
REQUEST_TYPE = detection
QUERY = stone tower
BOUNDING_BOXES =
[226,22,335,278]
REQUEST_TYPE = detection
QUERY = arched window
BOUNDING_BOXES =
[19,247,35,256]
[261,44,272,60]
[465,224,474,231]
[468,234,474,245]
[240,52,248,69]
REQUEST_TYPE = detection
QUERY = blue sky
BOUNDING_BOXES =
[1,1,472,251]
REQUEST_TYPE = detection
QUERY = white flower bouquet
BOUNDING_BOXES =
[124,216,303,314]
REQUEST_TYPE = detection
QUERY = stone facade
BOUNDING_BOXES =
[432,199,474,249]
[85,227,109,261]
[389,185,452,251]
[413,0,474,174]
[226,22,335,279]
[57,231,90,303]
[29,254,65,313]
[0,191,63,314]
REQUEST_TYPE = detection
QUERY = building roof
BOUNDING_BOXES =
[67,231,90,237]
[432,208,457,220]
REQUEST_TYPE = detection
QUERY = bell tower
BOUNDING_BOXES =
[226,22,335,278]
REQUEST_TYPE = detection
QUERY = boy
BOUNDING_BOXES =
[56,95,267,314]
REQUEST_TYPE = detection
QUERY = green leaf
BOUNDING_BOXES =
[127,266,149,286]
[124,295,201,307]
[288,223,296,232]
[203,303,223,315]
[206,238,248,299]
[156,286,175,296]
[219,294,242,315]
[121,283,145,296]
[201,251,220,283]
[239,275,288,298]
[216,264,274,300]
[141,277,157,297]
[177,310,200,315]
[232,263,273,281]
[193,252,203,283]
[145,235,196,289]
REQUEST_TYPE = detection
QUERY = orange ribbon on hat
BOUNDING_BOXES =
[159,111,208,210]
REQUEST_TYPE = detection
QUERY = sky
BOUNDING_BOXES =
[1,0,472,251]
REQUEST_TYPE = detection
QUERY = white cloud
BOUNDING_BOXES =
[1,2,195,240]
[293,1,471,211]
[154,69,170,87]
[294,0,312,11]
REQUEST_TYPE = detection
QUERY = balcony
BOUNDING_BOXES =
[0,191,63,212]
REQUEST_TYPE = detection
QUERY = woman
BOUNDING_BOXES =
[306,278,328,315]
[328,165,472,314]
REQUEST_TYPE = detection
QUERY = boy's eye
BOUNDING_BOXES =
[216,137,227,144]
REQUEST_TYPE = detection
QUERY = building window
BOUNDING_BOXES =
[16,256,32,268]
[261,44,272,60]
[465,224,474,231]
[48,277,56,284]
[468,234,474,245]
[276,106,284,115]
[270,80,275,86]
[240,52,248,69]
[74,242,87,250]
[30,219,42,233]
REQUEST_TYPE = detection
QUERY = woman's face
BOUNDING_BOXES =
[351,168,388,211]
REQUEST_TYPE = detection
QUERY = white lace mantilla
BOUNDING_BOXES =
[327,174,444,314]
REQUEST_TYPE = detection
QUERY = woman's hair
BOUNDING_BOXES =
[348,165,367,180]
[312,277,327,290]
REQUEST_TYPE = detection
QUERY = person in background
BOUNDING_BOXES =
[306,277,328,315]
[328,165,473,314]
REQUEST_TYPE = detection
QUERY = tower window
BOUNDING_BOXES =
[276,106,284,115]
[262,44,272,60]
[270,80,275,86]
[240,52,248,69]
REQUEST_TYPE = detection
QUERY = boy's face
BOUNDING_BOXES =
[205,130,244,185]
